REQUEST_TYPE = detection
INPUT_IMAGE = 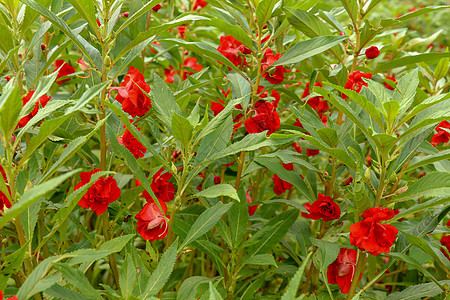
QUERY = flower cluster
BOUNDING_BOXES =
[135,168,175,241]
[350,207,398,255]
[245,101,280,135]
[75,169,121,215]
[217,35,251,68]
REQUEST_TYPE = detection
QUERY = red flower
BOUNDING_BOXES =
[271,163,293,195]
[350,207,398,255]
[261,48,289,84]
[164,67,176,83]
[182,57,203,80]
[245,101,280,135]
[246,187,258,216]
[327,248,357,294]
[193,0,207,10]
[0,166,11,212]
[0,290,18,300]
[137,168,175,204]
[447,219,450,227]
[292,142,302,154]
[118,122,146,159]
[384,76,397,90]
[440,236,450,260]
[432,120,450,145]
[307,149,320,157]
[343,71,372,99]
[214,176,221,184]
[342,176,353,186]
[17,91,51,128]
[75,169,121,215]
[257,86,280,108]
[217,35,250,67]
[54,60,75,84]
[152,4,162,12]
[302,82,329,117]
[177,26,187,39]
[114,66,152,117]
[365,46,380,59]
[302,193,341,222]
[135,201,169,241]
[211,89,230,116]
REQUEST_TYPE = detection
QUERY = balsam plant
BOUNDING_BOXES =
[0,0,449,299]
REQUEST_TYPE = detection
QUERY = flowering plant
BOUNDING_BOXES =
[0,0,449,299]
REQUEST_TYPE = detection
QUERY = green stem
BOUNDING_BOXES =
[346,250,367,300]
[102,211,120,288]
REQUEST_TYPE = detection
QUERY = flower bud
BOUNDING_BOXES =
[364,168,372,181]
[395,186,408,196]
[77,58,90,72]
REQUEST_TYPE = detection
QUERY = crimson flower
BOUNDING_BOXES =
[118,121,146,159]
[211,89,231,116]
[441,236,450,260]
[152,4,162,11]
[178,26,187,39]
[54,60,75,85]
[350,207,398,255]
[114,66,152,117]
[214,176,221,184]
[0,166,11,212]
[261,48,289,84]
[138,168,175,204]
[75,169,121,215]
[217,35,251,67]
[182,57,203,80]
[432,120,450,146]
[365,46,380,59]
[257,86,280,108]
[307,149,320,157]
[135,201,169,241]
[302,193,341,222]
[271,163,293,195]
[17,91,51,128]
[384,76,397,90]
[327,248,357,294]
[193,0,207,10]
[245,101,280,135]
[246,187,258,216]
[343,71,372,99]
[302,82,329,117]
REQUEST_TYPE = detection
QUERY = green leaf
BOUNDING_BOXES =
[151,74,181,129]
[115,0,163,34]
[194,116,233,165]
[193,184,239,201]
[285,8,332,38]
[206,18,253,49]
[316,127,339,147]
[20,115,71,167]
[392,172,450,202]
[401,232,450,270]
[281,252,312,300]
[20,0,102,70]
[0,23,14,54]
[403,150,450,173]
[310,238,340,272]
[66,82,109,114]
[229,188,249,249]
[434,54,450,81]
[39,118,107,183]
[141,239,178,298]
[374,52,450,72]
[227,73,251,110]
[120,256,137,299]
[0,169,79,230]
[206,132,267,162]
[273,36,347,66]
[44,284,88,300]
[66,0,97,31]
[115,14,209,62]
[0,242,29,291]
[385,280,450,300]
[177,276,215,300]
[0,86,21,137]
[247,209,299,257]
[180,202,233,249]
[53,263,102,300]
[395,5,450,23]
[21,199,41,241]
[244,254,278,267]
[99,234,135,252]
[340,0,358,26]
[172,113,194,149]
[256,0,278,29]
[208,282,224,300]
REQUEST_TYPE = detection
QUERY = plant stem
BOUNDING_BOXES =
[102,212,120,288]
[234,151,246,190]
[346,250,367,299]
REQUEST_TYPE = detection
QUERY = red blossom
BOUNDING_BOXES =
[327,248,357,294]
[365,46,380,59]
[114,66,152,117]
[54,60,75,85]
[217,35,250,68]
[182,57,203,80]
[245,101,280,135]
[75,169,121,215]
[261,48,289,84]
[246,187,258,216]
[193,0,207,10]
[138,168,175,204]
[178,26,187,39]
[302,193,341,222]
[152,4,162,11]
[384,76,397,90]
[343,176,353,186]
[271,163,294,195]
[214,176,221,184]
[343,71,372,99]
[432,120,450,145]
[135,201,169,241]
[17,91,51,128]
[0,166,11,212]
[440,236,450,260]
[350,207,398,255]
[302,82,329,117]
[307,149,320,157]
[118,122,146,159]
[257,86,280,108]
